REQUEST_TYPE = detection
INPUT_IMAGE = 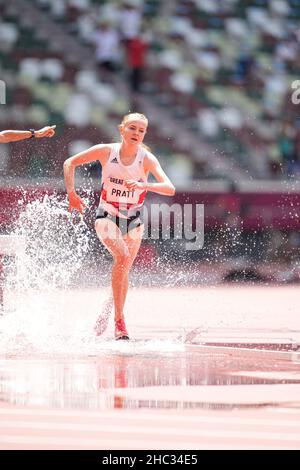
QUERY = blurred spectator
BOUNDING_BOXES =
[89,19,121,75]
[233,46,255,85]
[118,0,143,42]
[126,34,148,93]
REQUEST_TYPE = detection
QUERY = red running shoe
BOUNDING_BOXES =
[115,318,129,340]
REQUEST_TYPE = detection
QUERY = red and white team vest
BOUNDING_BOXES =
[100,143,148,218]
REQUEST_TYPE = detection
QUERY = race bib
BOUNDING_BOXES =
[105,177,141,204]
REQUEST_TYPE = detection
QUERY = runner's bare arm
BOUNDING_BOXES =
[125,153,175,196]
[63,144,110,214]
[0,125,56,143]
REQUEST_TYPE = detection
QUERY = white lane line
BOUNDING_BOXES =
[1,408,300,426]
[1,420,300,441]
[0,434,197,449]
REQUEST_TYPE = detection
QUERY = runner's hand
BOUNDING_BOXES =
[124,180,145,190]
[35,125,56,138]
[67,191,87,215]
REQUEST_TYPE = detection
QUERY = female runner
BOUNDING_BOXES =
[64,113,175,340]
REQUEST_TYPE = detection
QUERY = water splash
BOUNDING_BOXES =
[8,193,91,291]
[1,193,97,355]
[0,193,186,356]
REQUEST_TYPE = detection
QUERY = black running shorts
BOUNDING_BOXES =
[95,206,144,236]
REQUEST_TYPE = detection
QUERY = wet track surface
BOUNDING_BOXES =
[0,286,300,449]
[1,342,300,411]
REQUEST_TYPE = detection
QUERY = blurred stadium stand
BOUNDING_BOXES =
[0,0,300,283]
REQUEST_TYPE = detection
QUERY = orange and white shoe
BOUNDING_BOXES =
[94,296,113,336]
[115,318,129,340]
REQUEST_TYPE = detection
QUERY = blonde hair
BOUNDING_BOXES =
[119,112,151,152]
[121,113,148,126]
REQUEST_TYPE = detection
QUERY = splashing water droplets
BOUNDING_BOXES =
[9,194,90,292]
[1,194,95,355]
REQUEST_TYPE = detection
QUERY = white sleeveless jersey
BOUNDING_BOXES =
[100,143,148,218]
